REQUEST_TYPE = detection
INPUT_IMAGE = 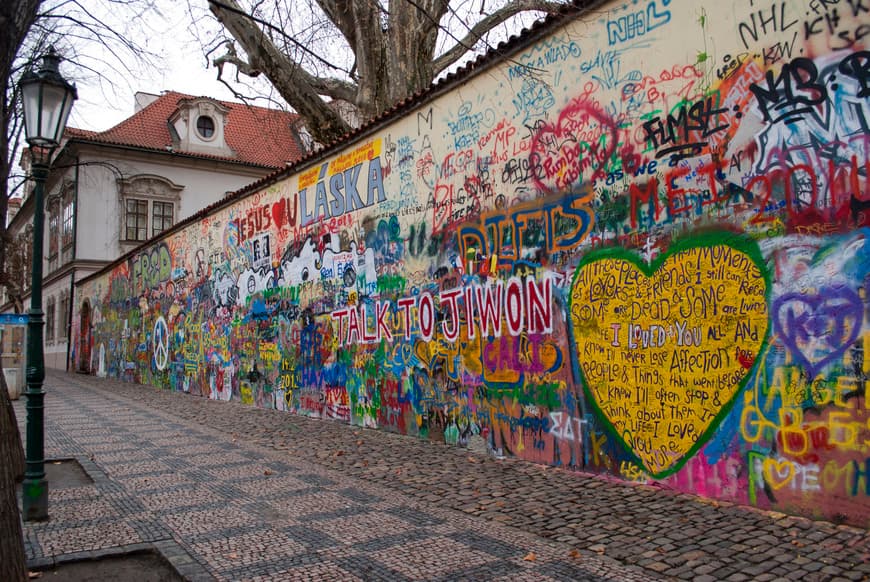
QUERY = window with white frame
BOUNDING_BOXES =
[152,201,174,237]
[62,187,74,263]
[125,198,149,241]
[119,175,183,244]
[48,204,59,272]
[59,290,70,343]
[45,296,56,342]
[19,229,32,293]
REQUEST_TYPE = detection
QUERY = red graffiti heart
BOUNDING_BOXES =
[272,200,287,229]
[272,195,301,231]
[529,99,618,195]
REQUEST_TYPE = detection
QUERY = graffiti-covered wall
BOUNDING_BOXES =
[74,0,870,526]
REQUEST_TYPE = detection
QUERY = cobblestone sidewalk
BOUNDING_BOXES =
[17,371,652,581]
[19,371,870,581]
[55,376,870,582]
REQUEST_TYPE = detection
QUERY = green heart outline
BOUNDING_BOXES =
[568,230,771,478]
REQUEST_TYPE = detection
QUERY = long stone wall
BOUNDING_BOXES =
[74,0,870,526]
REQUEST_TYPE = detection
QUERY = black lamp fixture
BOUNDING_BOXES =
[19,45,77,521]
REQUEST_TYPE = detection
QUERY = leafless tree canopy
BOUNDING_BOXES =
[207,0,569,145]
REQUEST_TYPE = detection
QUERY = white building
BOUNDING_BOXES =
[3,91,307,371]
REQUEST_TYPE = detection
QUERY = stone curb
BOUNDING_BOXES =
[26,539,216,582]
[23,453,216,581]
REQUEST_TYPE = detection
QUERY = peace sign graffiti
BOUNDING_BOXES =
[153,316,169,371]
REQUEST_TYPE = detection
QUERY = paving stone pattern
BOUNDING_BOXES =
[18,371,652,581]
[20,371,870,581]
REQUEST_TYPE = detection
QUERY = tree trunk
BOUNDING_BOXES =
[383,0,447,112]
[209,0,352,145]
[0,372,26,582]
[1,1,44,578]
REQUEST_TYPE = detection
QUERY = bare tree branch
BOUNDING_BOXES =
[314,0,358,53]
[209,0,353,143]
[302,71,357,102]
[432,0,566,75]
[209,0,353,75]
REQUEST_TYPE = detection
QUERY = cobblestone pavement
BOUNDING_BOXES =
[17,371,651,581]
[19,371,870,581]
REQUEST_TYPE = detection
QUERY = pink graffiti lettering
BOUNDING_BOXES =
[529,98,618,194]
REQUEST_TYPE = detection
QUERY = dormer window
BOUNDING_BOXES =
[196,115,215,139]
[168,97,234,157]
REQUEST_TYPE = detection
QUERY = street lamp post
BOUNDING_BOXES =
[19,46,76,521]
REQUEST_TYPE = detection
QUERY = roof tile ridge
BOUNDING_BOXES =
[96,90,189,136]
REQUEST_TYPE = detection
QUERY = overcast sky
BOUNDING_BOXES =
[66,0,251,132]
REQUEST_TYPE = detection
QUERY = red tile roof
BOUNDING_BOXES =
[65,91,305,168]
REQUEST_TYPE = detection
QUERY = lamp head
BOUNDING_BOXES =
[20,46,78,151]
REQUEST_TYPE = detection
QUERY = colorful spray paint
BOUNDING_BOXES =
[74,0,870,526]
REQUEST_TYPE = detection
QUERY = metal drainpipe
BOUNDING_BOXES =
[64,157,79,372]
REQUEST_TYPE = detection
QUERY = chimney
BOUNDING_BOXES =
[134,91,160,112]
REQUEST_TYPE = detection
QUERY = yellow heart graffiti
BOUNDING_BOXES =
[762,457,796,490]
[569,237,769,477]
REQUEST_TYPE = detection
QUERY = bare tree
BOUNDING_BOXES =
[0,2,41,577]
[0,366,26,582]
[206,0,570,144]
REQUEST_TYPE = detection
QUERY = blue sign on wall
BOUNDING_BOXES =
[0,314,28,325]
